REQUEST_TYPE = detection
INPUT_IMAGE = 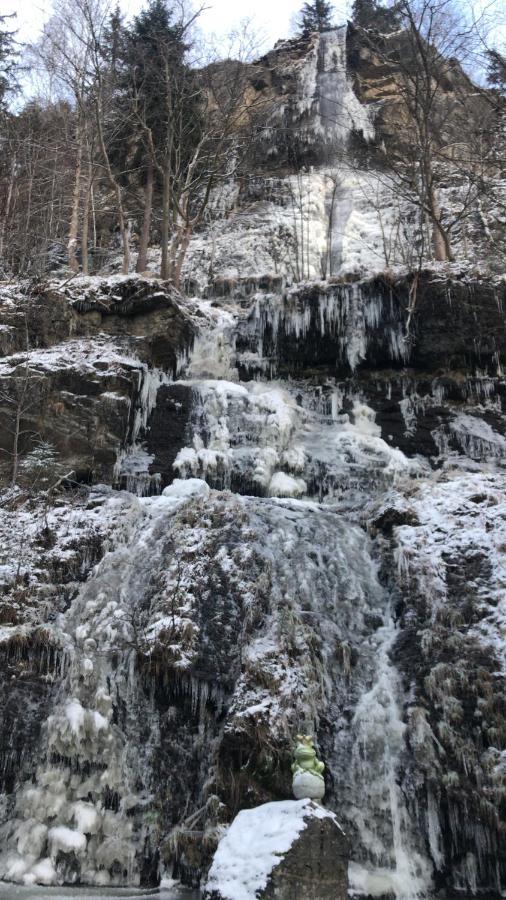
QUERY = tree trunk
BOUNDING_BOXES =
[19,163,34,274]
[81,157,93,276]
[10,362,30,488]
[432,221,447,261]
[68,118,84,274]
[429,183,453,262]
[0,154,16,263]
[136,160,154,274]
[160,162,170,280]
[95,100,130,274]
[10,405,21,488]
[172,226,193,290]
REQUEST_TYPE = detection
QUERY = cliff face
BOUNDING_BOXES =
[181,25,504,292]
[0,24,505,900]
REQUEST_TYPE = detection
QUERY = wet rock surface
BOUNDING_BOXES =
[259,813,348,900]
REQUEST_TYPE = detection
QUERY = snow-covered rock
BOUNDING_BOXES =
[204,799,348,900]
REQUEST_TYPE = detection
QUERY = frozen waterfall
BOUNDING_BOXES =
[0,280,436,896]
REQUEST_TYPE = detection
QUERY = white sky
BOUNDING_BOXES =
[0,0,502,81]
[0,0,351,52]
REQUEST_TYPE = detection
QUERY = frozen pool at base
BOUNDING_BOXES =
[0,885,198,899]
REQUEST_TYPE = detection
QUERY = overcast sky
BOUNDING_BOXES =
[0,0,351,52]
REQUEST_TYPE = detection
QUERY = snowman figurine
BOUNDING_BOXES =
[291,734,325,801]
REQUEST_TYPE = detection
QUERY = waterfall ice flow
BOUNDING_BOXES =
[0,275,434,894]
[171,302,432,896]
[347,618,433,898]
[316,29,374,147]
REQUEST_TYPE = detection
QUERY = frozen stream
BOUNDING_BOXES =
[0,884,197,899]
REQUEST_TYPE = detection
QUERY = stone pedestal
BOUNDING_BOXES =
[204,799,349,900]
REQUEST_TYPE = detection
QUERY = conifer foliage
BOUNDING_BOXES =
[112,0,202,274]
[487,49,506,94]
[297,0,335,37]
[0,14,17,113]
[351,0,400,33]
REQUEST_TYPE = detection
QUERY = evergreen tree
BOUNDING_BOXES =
[105,4,123,79]
[297,0,335,37]
[121,0,190,160]
[351,0,400,33]
[20,440,65,492]
[0,14,18,113]
[487,49,506,95]
[113,0,203,274]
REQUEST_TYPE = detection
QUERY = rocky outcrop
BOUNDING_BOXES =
[260,813,348,900]
[145,384,193,488]
[375,472,506,896]
[239,270,506,377]
[0,338,143,485]
[66,276,197,370]
[0,487,138,800]
[0,278,198,487]
[0,276,197,367]
[205,799,348,900]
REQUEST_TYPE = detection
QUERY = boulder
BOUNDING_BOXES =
[204,799,348,900]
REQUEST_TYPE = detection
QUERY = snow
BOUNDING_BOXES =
[205,799,339,900]
[71,803,100,836]
[23,858,55,886]
[47,827,87,855]
[162,478,210,502]
[0,336,144,379]
[268,472,306,498]
[394,471,506,675]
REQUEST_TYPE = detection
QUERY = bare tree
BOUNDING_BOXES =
[0,101,77,276]
[126,8,268,287]
[0,316,42,487]
[357,0,501,261]
[32,0,135,276]
[32,0,98,273]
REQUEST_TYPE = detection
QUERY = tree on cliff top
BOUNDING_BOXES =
[112,0,202,274]
[358,0,501,263]
[487,49,506,94]
[351,0,400,33]
[297,1,335,37]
